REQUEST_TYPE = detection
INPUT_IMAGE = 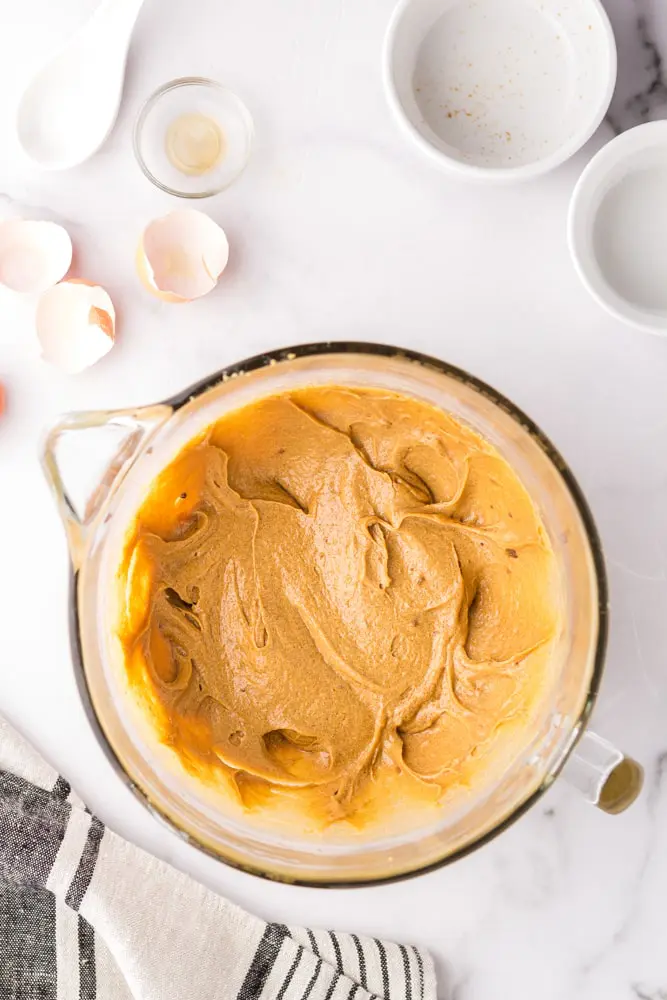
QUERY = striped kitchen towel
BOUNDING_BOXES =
[0,716,437,1000]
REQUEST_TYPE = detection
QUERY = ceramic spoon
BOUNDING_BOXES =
[16,0,146,170]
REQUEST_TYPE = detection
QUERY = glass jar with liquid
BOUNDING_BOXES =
[134,77,253,198]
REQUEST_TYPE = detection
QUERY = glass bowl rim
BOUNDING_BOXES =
[69,340,609,887]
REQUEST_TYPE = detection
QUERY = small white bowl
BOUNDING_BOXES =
[568,121,667,335]
[383,0,617,181]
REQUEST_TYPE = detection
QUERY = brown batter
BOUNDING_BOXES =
[119,387,559,828]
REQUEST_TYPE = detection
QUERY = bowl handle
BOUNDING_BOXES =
[40,405,172,571]
[562,730,644,814]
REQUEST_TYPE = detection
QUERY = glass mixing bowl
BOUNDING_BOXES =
[41,343,642,885]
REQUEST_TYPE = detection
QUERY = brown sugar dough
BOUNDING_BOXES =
[119,387,559,825]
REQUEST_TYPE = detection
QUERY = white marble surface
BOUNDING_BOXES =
[1,1,667,998]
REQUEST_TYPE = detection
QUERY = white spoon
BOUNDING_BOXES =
[16,0,146,170]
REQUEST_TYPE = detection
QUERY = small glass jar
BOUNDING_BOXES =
[133,77,254,198]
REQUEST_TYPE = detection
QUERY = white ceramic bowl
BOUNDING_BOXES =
[568,120,667,335]
[383,0,617,181]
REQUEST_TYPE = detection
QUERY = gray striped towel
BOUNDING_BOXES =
[0,716,437,1000]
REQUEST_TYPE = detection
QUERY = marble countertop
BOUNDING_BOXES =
[1,1,667,998]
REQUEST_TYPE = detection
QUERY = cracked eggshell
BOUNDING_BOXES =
[0,220,72,294]
[137,209,229,302]
[36,279,115,374]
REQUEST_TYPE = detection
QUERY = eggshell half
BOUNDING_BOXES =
[137,209,229,302]
[0,220,72,294]
[36,280,115,373]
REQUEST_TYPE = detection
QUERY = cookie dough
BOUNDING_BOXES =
[119,387,559,826]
